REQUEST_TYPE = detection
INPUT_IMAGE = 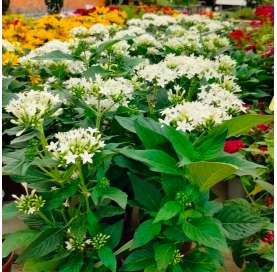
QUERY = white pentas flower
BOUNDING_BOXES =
[65,228,92,251]
[111,40,130,56]
[220,76,242,93]
[70,26,90,37]
[137,63,177,87]
[133,33,161,48]
[12,183,45,215]
[160,101,231,132]
[215,55,236,74]
[164,54,221,80]
[89,23,110,37]
[65,76,134,111]
[47,128,105,166]
[198,84,246,114]
[5,89,62,129]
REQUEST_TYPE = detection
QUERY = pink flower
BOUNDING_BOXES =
[224,139,246,154]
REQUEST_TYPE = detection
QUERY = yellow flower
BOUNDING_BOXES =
[29,74,42,84]
[2,52,19,66]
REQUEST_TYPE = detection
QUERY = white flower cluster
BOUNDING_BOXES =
[65,228,92,251]
[12,183,45,215]
[47,127,105,165]
[176,14,231,32]
[20,40,70,64]
[19,40,86,74]
[5,89,62,129]
[65,75,134,111]
[160,101,231,132]
[198,84,246,114]
[137,54,230,87]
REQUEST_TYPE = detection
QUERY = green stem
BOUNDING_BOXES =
[78,162,90,212]
[241,182,255,204]
[38,211,52,225]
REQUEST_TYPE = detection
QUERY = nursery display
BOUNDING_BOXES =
[2,5,274,272]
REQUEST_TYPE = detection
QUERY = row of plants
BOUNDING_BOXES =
[3,10,273,272]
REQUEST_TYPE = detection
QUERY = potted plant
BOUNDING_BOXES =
[44,0,64,14]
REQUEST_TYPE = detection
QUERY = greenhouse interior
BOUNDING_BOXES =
[2,0,274,271]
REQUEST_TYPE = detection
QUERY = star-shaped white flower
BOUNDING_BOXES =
[64,153,78,164]
[80,151,93,164]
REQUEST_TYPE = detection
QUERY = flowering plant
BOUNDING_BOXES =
[2,12,273,271]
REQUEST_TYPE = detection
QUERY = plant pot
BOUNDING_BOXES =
[2,0,10,14]
[45,0,64,14]
[2,252,15,272]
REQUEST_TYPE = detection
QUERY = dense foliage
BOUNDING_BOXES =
[2,9,273,272]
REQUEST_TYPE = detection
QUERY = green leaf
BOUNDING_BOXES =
[98,246,116,272]
[214,153,265,177]
[154,201,181,223]
[103,220,124,249]
[33,50,74,60]
[87,211,100,236]
[161,174,187,197]
[182,217,227,251]
[154,243,175,270]
[83,65,109,79]
[23,253,69,272]
[3,229,39,258]
[182,248,223,272]
[129,172,162,211]
[186,161,237,191]
[133,219,161,249]
[101,187,128,209]
[121,248,154,271]
[18,228,63,261]
[215,199,267,240]
[219,114,273,137]
[193,127,227,160]
[134,118,167,148]
[43,183,79,210]
[120,149,183,176]
[3,202,18,220]
[164,125,198,165]
[59,255,84,272]
[115,115,138,133]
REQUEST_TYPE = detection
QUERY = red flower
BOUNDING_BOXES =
[259,146,268,152]
[266,196,274,206]
[245,43,256,52]
[257,124,270,132]
[74,8,90,16]
[224,139,246,154]
[229,29,244,40]
[262,231,274,243]
[256,5,274,23]
[250,20,262,28]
